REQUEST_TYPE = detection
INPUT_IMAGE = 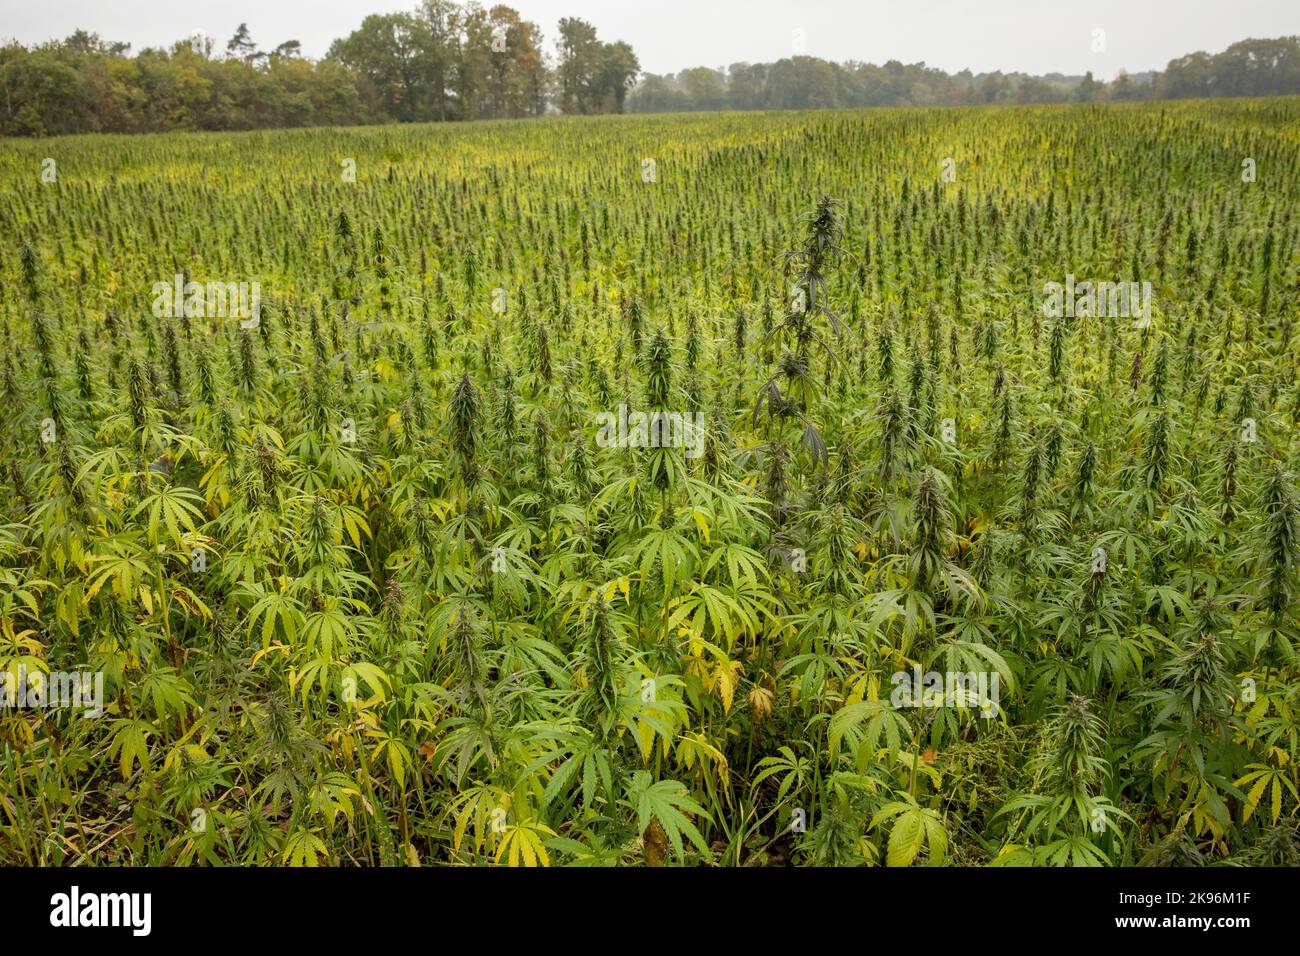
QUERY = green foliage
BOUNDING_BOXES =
[1,98,1299,868]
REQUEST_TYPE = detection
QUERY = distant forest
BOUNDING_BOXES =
[1,1,1297,137]
[629,36,1300,112]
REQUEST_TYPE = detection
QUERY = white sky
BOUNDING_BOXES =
[3,0,1297,78]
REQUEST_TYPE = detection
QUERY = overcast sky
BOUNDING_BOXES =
[3,0,1297,78]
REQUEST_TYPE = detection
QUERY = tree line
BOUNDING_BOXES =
[2,12,1297,138]
[0,1,638,136]
[628,37,1300,113]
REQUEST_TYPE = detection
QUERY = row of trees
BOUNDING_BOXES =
[0,1,639,136]
[3,18,1296,137]
[327,3,635,122]
[628,37,1300,113]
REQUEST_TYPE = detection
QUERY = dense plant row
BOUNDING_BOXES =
[1,99,1299,865]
